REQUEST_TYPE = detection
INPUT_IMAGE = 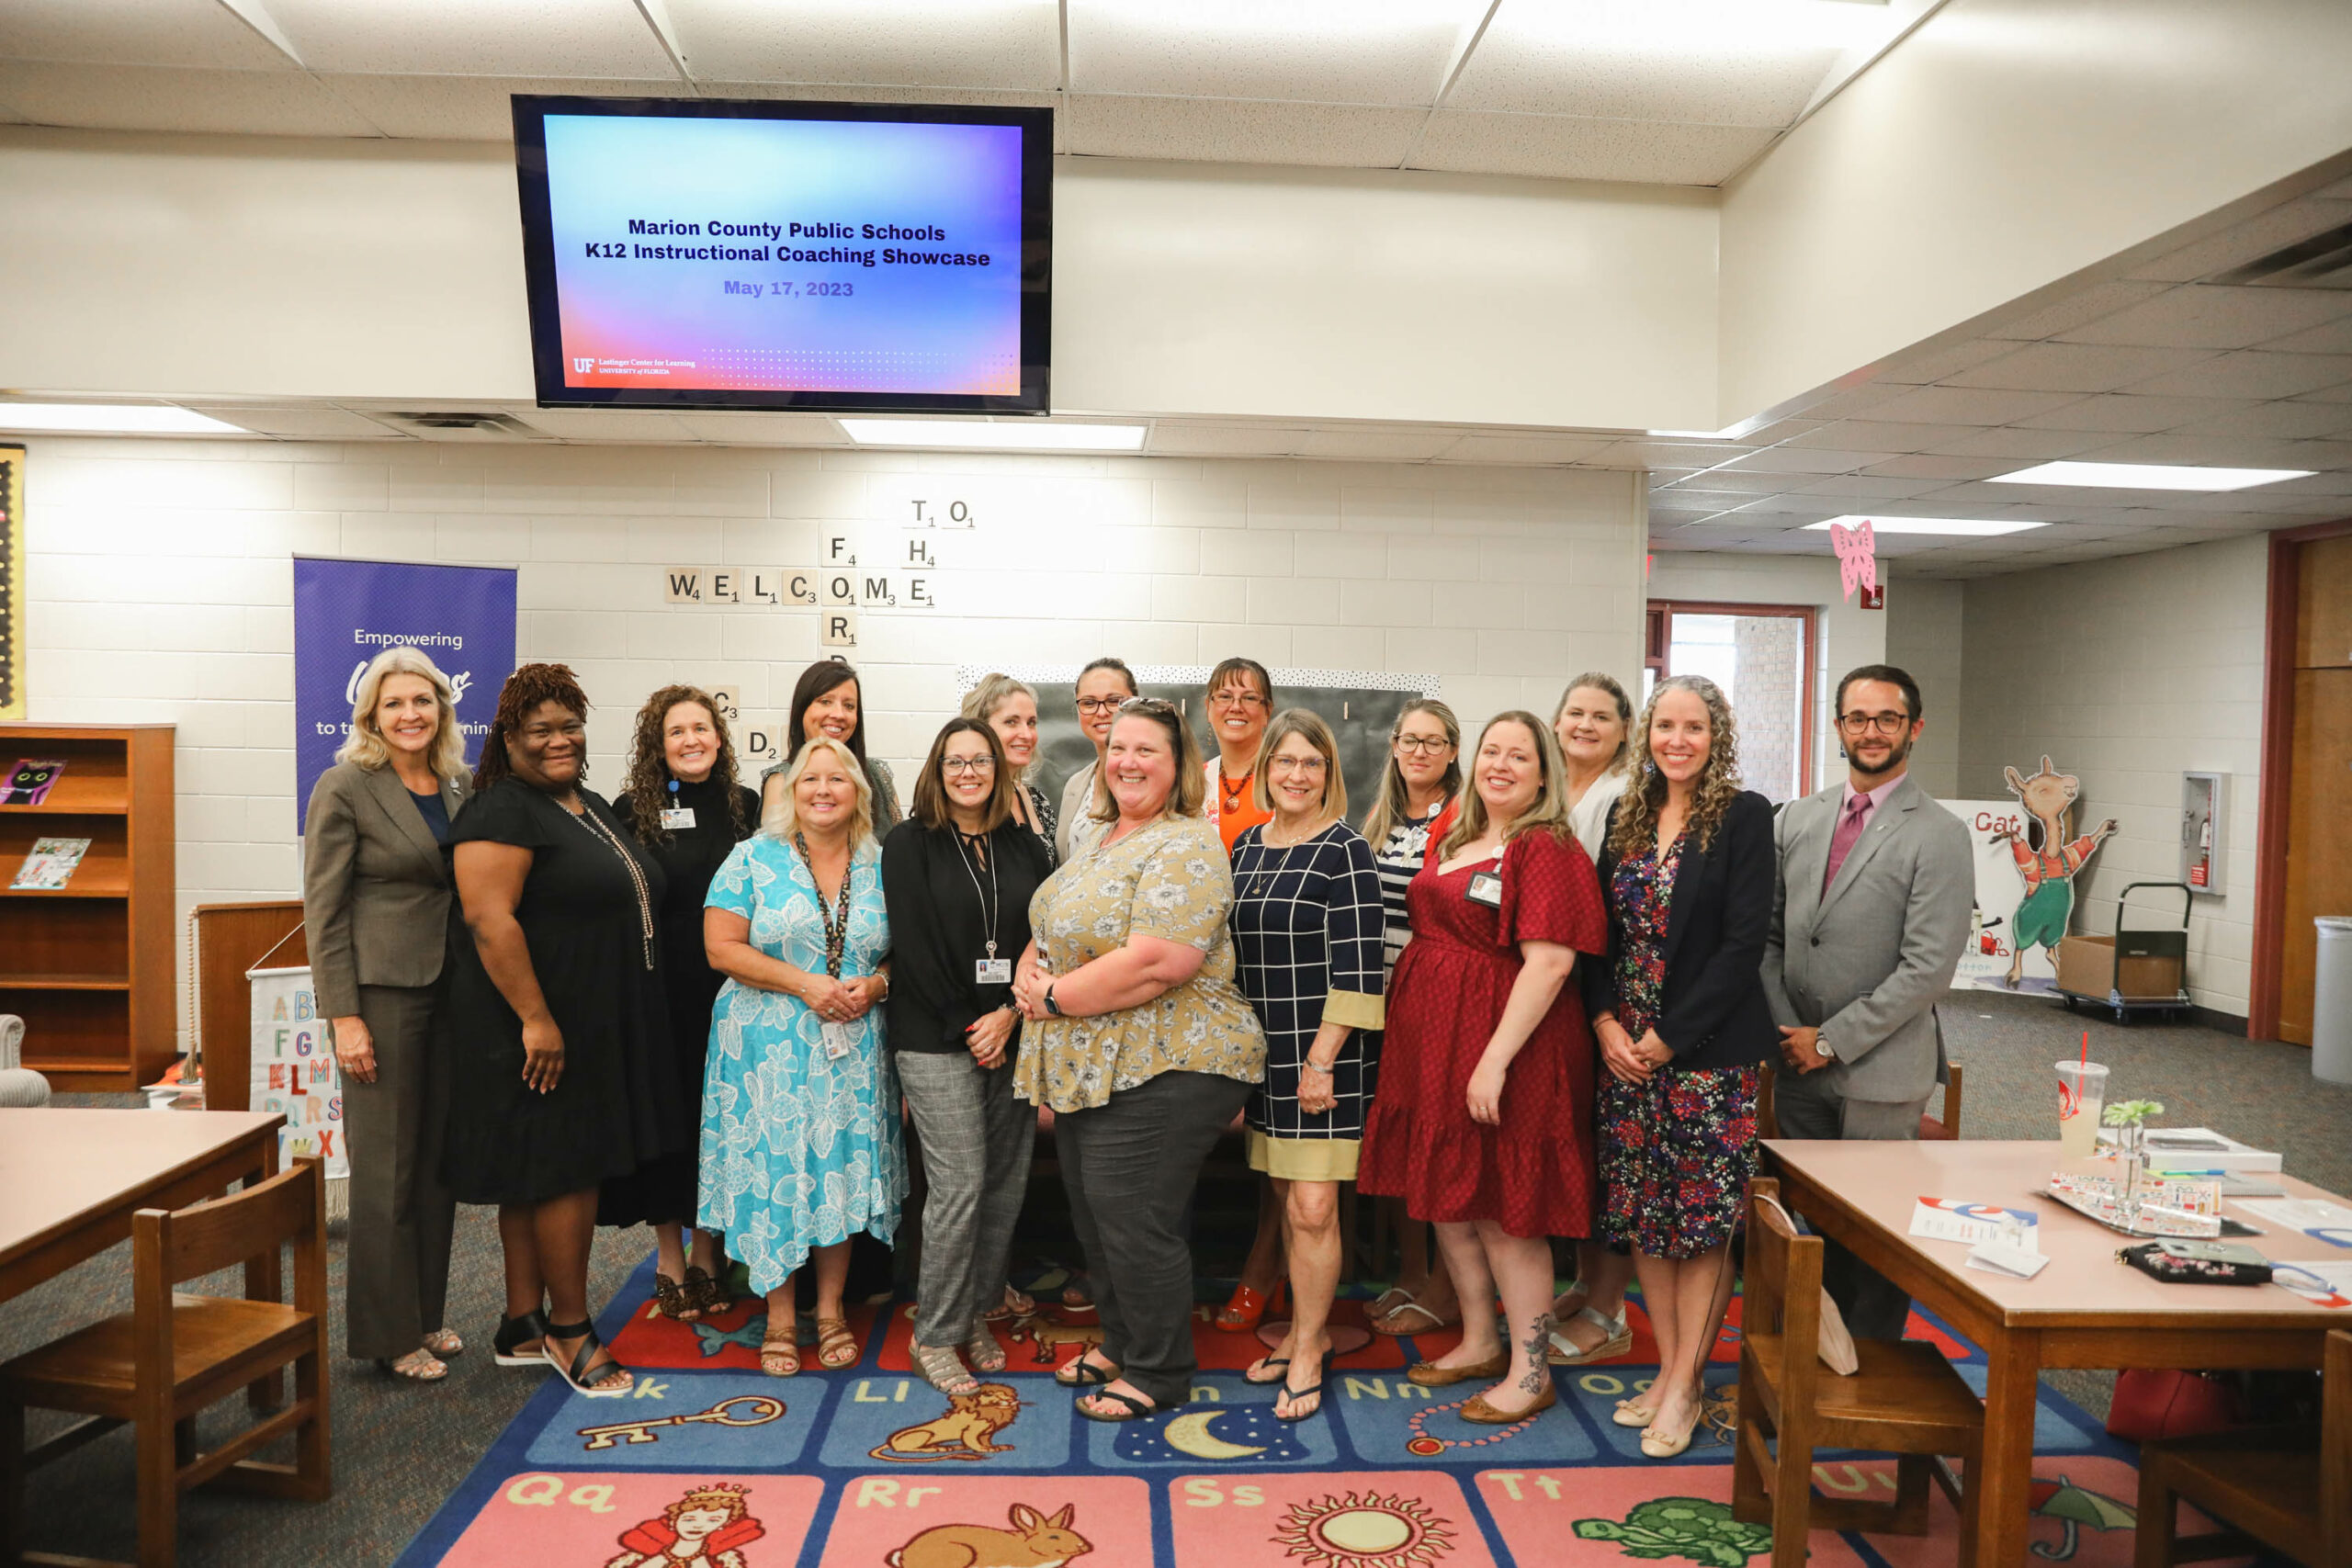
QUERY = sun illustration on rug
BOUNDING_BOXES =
[1269,1491,1454,1568]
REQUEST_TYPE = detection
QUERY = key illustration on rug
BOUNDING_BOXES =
[887,1502,1091,1568]
[869,1382,1023,1461]
[605,1482,766,1568]
[580,1395,786,1451]
[1570,1498,1770,1566]
[1271,1491,1455,1568]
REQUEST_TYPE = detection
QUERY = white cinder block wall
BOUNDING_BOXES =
[1957,536,2267,1021]
[20,436,1647,1046]
[1884,575,1964,801]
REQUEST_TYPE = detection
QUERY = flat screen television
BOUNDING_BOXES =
[512,95,1052,414]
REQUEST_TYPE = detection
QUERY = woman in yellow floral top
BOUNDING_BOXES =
[1012,698,1266,1423]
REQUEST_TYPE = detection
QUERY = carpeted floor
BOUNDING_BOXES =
[7,989,2346,1565]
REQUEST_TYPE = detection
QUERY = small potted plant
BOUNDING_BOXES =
[2104,1099,2165,1212]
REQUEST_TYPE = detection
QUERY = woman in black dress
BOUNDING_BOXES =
[604,685,762,1322]
[440,664,685,1397]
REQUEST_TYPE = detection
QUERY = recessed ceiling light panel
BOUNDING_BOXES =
[1802,515,2048,536]
[839,419,1146,452]
[0,402,251,435]
[1989,461,2312,491]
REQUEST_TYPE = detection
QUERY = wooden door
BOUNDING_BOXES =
[2278,536,2352,1043]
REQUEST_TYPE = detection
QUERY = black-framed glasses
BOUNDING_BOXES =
[1836,712,1912,736]
[1208,690,1269,710]
[1075,696,1126,715]
[1395,736,1453,756]
[941,756,998,775]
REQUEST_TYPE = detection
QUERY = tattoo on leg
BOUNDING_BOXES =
[1518,1314,1555,1394]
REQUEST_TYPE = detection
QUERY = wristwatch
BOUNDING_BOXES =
[1044,983,1063,1018]
[1815,1033,1834,1060]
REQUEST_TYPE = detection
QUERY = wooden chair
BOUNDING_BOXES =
[0,1157,332,1568]
[2133,1328,2351,1567]
[1732,1178,1984,1564]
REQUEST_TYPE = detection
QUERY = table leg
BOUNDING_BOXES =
[1973,1328,2041,1568]
[244,1139,286,1415]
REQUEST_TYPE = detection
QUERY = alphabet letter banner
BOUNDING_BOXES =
[293,556,516,830]
[248,965,347,1179]
[0,446,23,721]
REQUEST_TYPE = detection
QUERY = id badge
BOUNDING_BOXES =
[1466,870,1504,909]
[821,1021,855,1060]
[659,807,696,830]
[976,958,1014,985]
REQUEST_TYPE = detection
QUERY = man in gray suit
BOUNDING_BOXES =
[1762,664,1972,1340]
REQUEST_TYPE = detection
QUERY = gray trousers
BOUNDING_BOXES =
[1771,1070,1931,1341]
[1057,1069,1254,1409]
[340,984,457,1360]
[898,1051,1033,1348]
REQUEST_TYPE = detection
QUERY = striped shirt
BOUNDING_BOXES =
[1372,801,1453,979]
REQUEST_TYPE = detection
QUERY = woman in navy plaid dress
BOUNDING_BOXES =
[1230,709,1386,1422]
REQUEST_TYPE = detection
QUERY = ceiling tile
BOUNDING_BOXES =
[1919,426,2117,460]
[1661,469,1795,494]
[1445,7,1849,125]
[2125,198,2352,284]
[2257,315,2352,356]
[1064,96,1426,169]
[1860,455,2022,481]
[2008,393,2244,434]
[2055,283,2352,351]
[1409,112,1776,186]
[1592,441,1756,468]
[1940,342,2217,394]
[2068,432,2352,469]
[1645,488,1763,513]
[4,0,300,71]
[0,60,381,135]
[320,74,685,139]
[1983,278,2175,343]
[1718,447,1887,475]
[266,0,679,79]
[1869,336,2019,386]
[1064,0,1480,104]
[1781,419,1983,453]
[2120,351,2352,400]
[2167,401,2352,441]
[1792,474,1948,499]
[1861,386,2086,425]
[667,0,1060,92]
[188,406,406,438]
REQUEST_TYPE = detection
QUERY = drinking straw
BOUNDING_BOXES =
[2079,1030,2089,1070]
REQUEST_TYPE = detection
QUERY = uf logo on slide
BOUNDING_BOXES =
[573,356,597,374]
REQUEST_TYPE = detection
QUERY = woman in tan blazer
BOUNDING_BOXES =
[301,645,471,1381]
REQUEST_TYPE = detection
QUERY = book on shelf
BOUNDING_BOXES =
[11,836,92,890]
[2,757,67,806]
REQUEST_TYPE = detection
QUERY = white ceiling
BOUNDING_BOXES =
[0,0,1935,186]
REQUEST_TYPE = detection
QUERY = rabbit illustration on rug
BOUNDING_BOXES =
[888,1503,1091,1568]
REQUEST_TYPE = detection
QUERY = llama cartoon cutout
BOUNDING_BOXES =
[1992,756,2117,988]
[888,1502,1091,1568]
[603,1482,764,1568]
[869,1382,1023,1461]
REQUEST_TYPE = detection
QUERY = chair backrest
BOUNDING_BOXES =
[2325,1330,2351,1562]
[140,1158,323,1290]
[1744,1178,1823,1410]
[1920,1062,1964,1141]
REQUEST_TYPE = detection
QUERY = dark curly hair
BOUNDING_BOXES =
[471,662,590,793]
[620,684,747,844]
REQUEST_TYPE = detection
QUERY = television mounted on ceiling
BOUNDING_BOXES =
[512,95,1052,415]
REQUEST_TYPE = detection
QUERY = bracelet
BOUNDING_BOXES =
[1302,1061,1334,1076]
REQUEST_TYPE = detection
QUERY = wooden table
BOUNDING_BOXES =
[0,1108,282,1303]
[1763,1138,2350,1568]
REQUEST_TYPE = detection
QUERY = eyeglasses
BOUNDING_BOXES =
[941,756,997,775]
[1836,713,1912,736]
[1394,736,1453,756]
[1075,696,1126,715]
[1209,691,1268,710]
[1268,756,1328,775]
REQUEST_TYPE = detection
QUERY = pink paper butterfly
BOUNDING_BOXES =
[1830,518,1876,600]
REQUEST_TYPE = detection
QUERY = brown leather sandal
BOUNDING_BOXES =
[814,1314,859,1369]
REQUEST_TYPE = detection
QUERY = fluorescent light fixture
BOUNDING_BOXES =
[0,401,250,435]
[1988,460,2312,491]
[839,419,1147,453]
[1803,514,2048,537]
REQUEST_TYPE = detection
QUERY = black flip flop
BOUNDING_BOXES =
[1277,1350,1336,1423]
[1054,1354,1120,1388]
[1077,1388,1165,1424]
[493,1308,551,1368]
[1242,1354,1292,1386]
[544,1318,632,1399]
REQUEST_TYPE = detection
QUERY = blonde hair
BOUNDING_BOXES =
[1609,675,1745,857]
[762,736,876,848]
[959,672,1037,780]
[1361,698,1461,846]
[1438,710,1577,860]
[1251,707,1347,828]
[336,646,468,784]
[1089,698,1207,823]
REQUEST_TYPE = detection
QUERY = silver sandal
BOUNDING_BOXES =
[962,1325,1008,1375]
[911,1340,980,1395]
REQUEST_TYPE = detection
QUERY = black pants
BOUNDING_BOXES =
[1055,1069,1253,1408]
[1771,1071,1930,1340]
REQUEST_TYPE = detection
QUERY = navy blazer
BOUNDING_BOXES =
[1578,788,1777,1070]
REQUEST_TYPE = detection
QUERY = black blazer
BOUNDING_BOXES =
[1579,788,1777,1070]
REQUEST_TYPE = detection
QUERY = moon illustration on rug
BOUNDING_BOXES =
[1161,1410,1267,1461]
[1271,1491,1454,1568]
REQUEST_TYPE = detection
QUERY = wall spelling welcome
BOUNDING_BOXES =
[19,435,1647,1046]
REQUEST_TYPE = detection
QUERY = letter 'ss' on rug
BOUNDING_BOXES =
[391,1258,2264,1567]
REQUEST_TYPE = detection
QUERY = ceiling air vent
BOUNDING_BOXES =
[2207,220,2352,289]
[375,410,546,439]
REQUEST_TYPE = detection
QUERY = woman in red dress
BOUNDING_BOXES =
[1358,709,1606,1424]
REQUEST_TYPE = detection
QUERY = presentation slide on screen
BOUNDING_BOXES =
[544,115,1026,397]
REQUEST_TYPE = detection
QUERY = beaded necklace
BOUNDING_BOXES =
[565,797,656,971]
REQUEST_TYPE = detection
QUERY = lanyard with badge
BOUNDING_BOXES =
[659,775,695,832]
[796,831,858,1059]
[1465,841,1505,909]
[956,829,1014,987]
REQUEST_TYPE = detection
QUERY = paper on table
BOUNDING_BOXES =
[2237,1199,2352,1248]
[1966,1240,2050,1279]
[2270,1261,2352,1309]
[1910,1198,2040,1251]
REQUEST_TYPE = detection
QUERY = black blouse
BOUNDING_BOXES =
[880,816,1050,1055]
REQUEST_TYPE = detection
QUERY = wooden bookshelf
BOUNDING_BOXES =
[0,723,175,1089]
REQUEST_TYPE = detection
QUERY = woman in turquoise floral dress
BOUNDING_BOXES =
[698,737,903,1377]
